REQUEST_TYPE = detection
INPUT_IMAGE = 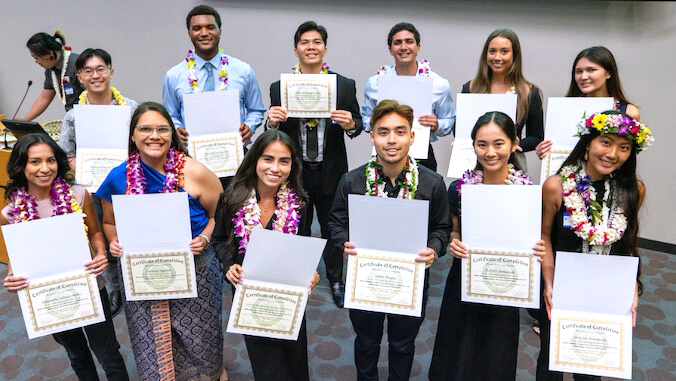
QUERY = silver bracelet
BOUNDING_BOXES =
[199,234,211,246]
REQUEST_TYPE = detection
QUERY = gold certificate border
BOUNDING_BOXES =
[125,251,193,297]
[554,315,626,373]
[233,284,303,336]
[544,149,572,177]
[190,135,242,174]
[24,273,100,332]
[466,249,534,303]
[349,254,420,311]
[76,151,127,188]
[283,78,333,115]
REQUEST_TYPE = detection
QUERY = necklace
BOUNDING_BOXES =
[560,162,627,254]
[365,155,419,199]
[455,164,532,215]
[186,49,228,92]
[51,47,72,106]
[125,148,185,195]
[292,62,329,129]
[377,59,430,76]
[8,177,86,230]
[232,183,302,254]
[78,86,127,106]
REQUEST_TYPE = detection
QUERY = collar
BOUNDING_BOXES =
[52,53,65,72]
[376,167,406,185]
[194,51,224,70]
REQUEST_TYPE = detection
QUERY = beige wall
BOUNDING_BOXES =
[1,0,673,244]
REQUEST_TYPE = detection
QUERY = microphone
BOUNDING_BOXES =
[12,80,33,119]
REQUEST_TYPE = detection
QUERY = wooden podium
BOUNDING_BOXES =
[0,115,12,263]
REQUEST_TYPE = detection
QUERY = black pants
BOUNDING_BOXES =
[350,278,429,381]
[416,144,437,172]
[52,288,129,380]
[92,195,119,293]
[244,317,309,381]
[300,162,343,284]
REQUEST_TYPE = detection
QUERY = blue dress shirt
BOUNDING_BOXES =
[361,64,456,142]
[162,52,265,133]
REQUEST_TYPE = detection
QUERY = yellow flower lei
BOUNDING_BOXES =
[78,86,127,106]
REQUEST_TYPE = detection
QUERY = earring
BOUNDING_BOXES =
[584,150,589,161]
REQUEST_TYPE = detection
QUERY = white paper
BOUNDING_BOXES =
[112,193,196,300]
[280,74,337,118]
[460,185,542,308]
[188,132,244,177]
[73,104,131,149]
[377,76,433,116]
[446,138,475,178]
[345,195,429,316]
[75,148,127,193]
[540,150,572,180]
[183,90,241,135]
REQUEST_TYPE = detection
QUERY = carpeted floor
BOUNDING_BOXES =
[0,247,673,380]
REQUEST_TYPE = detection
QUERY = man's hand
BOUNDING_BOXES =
[267,107,287,129]
[331,110,355,131]
[177,127,189,146]
[240,123,252,144]
[418,115,439,132]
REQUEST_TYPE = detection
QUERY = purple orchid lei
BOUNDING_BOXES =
[232,183,302,255]
[126,148,185,195]
[8,177,84,223]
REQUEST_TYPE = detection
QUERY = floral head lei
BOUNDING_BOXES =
[292,62,329,128]
[576,112,654,153]
[8,177,87,232]
[78,86,127,106]
[560,162,627,254]
[126,148,185,194]
[186,48,228,92]
[365,155,419,199]
[232,183,302,255]
[377,59,430,77]
[454,164,532,215]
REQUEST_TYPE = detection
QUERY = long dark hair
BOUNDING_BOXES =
[4,134,72,201]
[566,46,630,105]
[128,102,186,155]
[218,130,307,253]
[557,110,641,260]
[470,111,521,171]
[26,30,65,59]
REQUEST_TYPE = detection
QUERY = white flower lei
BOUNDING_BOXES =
[377,59,430,76]
[560,163,628,254]
[51,49,72,106]
[365,155,419,199]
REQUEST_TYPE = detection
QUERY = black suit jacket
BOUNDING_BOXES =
[269,71,363,196]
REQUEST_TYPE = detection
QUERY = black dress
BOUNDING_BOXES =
[429,180,520,381]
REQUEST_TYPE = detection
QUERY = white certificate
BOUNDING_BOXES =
[549,252,638,379]
[461,185,541,308]
[447,93,517,178]
[541,149,572,180]
[183,90,241,135]
[2,213,105,338]
[75,148,127,193]
[226,229,325,340]
[281,74,337,118]
[188,132,243,177]
[113,193,197,301]
[345,195,428,316]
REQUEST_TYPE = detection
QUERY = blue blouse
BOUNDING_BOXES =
[97,160,209,238]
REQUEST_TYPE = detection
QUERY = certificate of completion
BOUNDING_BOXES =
[446,139,477,178]
[20,271,104,339]
[465,249,535,303]
[123,250,196,300]
[189,132,243,177]
[281,74,337,118]
[540,149,572,180]
[76,148,127,193]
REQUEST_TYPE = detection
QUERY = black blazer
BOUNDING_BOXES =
[269,71,363,196]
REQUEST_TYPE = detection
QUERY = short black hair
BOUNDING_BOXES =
[186,5,222,30]
[76,48,112,71]
[387,22,420,47]
[294,21,328,47]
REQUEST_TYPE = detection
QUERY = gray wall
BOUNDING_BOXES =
[1,0,674,244]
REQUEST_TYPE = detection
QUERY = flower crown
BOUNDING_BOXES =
[575,112,654,152]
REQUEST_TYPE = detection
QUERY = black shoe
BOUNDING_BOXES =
[330,282,345,308]
[109,290,122,317]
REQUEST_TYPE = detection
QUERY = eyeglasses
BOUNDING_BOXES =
[79,66,110,77]
[135,125,173,136]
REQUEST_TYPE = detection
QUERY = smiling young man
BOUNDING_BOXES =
[328,100,450,380]
[162,5,265,167]
[361,22,456,172]
[267,21,363,308]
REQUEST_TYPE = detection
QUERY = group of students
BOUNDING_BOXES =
[3,3,652,381]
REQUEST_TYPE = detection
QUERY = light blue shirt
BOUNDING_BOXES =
[361,65,456,142]
[162,52,265,133]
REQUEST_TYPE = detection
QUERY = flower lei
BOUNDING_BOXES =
[7,177,87,231]
[454,164,532,215]
[232,183,302,254]
[560,162,627,254]
[365,155,419,199]
[292,62,330,129]
[51,47,72,106]
[186,49,228,92]
[377,59,430,77]
[78,86,127,106]
[125,148,185,195]
[576,112,653,153]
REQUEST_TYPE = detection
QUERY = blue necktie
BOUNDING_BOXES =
[203,62,214,92]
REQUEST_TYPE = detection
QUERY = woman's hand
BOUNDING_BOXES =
[416,248,436,269]
[226,264,243,287]
[109,240,123,257]
[3,274,29,292]
[632,283,639,327]
[85,252,108,276]
[308,271,320,295]
[190,235,209,256]
[343,242,357,259]
[449,238,468,259]
[544,283,553,320]
[535,140,553,160]
[533,240,546,263]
